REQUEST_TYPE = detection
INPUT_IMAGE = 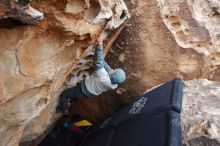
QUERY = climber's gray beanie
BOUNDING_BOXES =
[109,68,126,84]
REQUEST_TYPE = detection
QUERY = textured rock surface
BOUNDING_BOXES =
[1,0,220,146]
[68,1,220,145]
[182,79,220,145]
[102,0,220,99]
[156,0,220,65]
[0,0,44,24]
[0,0,129,146]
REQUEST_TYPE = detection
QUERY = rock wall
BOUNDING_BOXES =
[182,79,220,145]
[151,1,220,143]
[67,2,220,146]
[0,0,44,24]
[156,0,220,65]
[0,0,220,146]
[0,0,129,146]
[102,0,220,99]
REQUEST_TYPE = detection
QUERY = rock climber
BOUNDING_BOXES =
[57,37,126,114]
[0,0,44,24]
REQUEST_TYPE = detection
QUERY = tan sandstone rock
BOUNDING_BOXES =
[156,0,220,65]
[0,0,44,24]
[1,0,220,146]
[0,0,129,146]
[182,79,220,145]
[68,0,220,138]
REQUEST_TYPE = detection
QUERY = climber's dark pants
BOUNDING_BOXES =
[59,84,85,112]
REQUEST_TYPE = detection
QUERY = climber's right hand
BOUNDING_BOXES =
[97,36,103,46]
[94,37,104,70]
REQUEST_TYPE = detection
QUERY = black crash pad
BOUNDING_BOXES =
[39,78,183,146]
[80,78,183,146]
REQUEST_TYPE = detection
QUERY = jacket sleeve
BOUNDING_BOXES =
[103,60,113,74]
[94,44,104,71]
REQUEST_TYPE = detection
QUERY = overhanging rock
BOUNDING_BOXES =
[156,0,220,65]
[0,1,129,146]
